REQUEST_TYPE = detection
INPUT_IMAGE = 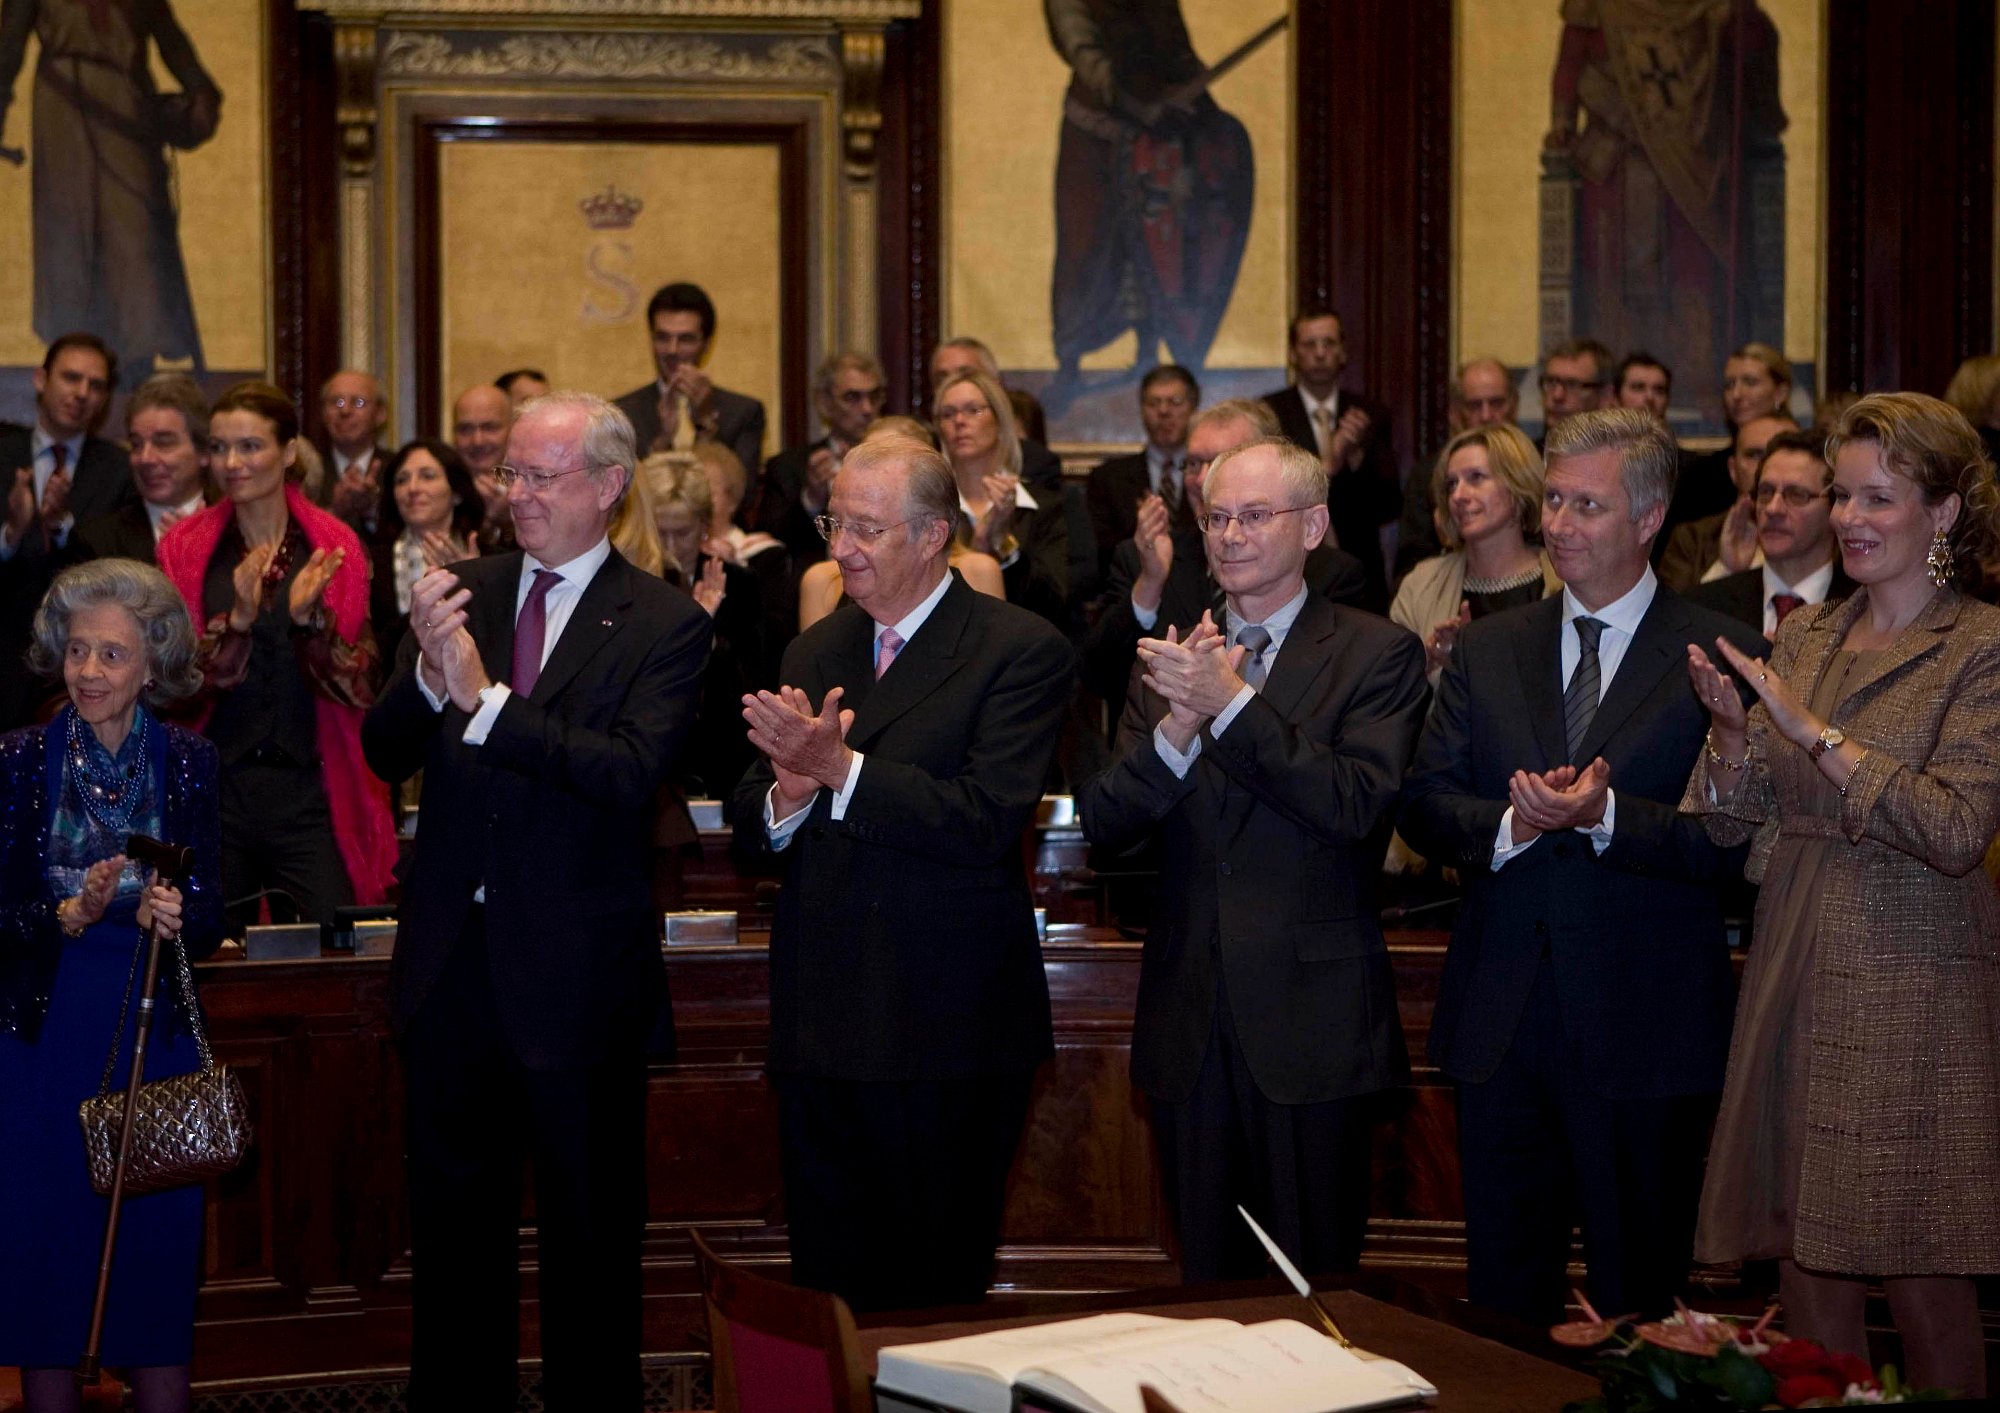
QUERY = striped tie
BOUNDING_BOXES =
[1562,616,1607,761]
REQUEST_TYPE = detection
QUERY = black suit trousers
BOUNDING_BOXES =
[775,1069,1035,1313]
[400,907,648,1413]
[1455,960,1714,1328]
[1149,975,1373,1285]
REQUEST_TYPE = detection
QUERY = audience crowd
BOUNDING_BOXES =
[6,286,2000,1407]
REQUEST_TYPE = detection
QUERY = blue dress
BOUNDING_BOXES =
[0,708,224,1367]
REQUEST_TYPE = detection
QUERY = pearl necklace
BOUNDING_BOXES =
[66,708,148,836]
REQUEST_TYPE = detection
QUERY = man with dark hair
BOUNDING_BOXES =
[756,351,887,565]
[1081,435,1427,1284]
[1086,364,1200,567]
[1261,310,1396,609]
[1687,429,1851,633]
[74,375,211,565]
[1614,354,1672,419]
[614,281,766,492]
[0,332,134,725]
[1401,407,1765,1328]
[318,369,390,535]
[1538,338,1615,436]
[497,368,550,405]
[734,436,1073,1312]
[1658,413,1796,592]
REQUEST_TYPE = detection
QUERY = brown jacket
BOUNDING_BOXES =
[1684,588,2000,1273]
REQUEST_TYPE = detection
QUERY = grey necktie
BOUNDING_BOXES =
[1235,624,1273,692]
[1563,616,1607,761]
[1158,457,1182,513]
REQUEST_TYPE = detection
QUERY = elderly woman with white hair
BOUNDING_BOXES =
[0,558,225,1410]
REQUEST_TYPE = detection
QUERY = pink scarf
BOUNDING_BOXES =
[158,482,398,905]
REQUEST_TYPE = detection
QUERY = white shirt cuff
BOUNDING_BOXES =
[1491,808,1533,870]
[1152,720,1201,778]
[764,785,817,849]
[1583,788,1615,852]
[416,662,448,712]
[461,682,510,744]
[1207,683,1256,739]
[829,750,864,820]
[1131,596,1160,631]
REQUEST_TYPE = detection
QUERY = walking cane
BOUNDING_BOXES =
[75,833,196,1384]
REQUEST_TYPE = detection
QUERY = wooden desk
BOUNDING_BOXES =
[860,1276,1598,1413]
[182,925,1466,1389]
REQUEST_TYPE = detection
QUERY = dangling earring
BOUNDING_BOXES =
[1926,527,1953,588]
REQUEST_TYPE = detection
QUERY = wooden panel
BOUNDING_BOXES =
[1294,0,1454,474]
[267,0,340,408]
[874,1,943,414]
[1823,0,1995,396]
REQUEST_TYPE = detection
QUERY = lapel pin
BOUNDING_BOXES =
[601,619,613,626]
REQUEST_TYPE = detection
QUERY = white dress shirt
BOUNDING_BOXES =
[1490,567,1659,869]
[764,565,956,847]
[1153,582,1310,779]
[1759,558,1836,635]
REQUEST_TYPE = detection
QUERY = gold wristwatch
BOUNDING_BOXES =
[1809,724,1846,761]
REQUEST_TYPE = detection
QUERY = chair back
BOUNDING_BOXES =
[693,1229,873,1413]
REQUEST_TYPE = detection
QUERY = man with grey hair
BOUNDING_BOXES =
[755,350,888,565]
[316,368,390,534]
[363,390,712,1411]
[1401,407,1764,1329]
[1081,435,1428,1283]
[734,434,1073,1312]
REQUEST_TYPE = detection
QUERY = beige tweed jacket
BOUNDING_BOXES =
[1683,586,2000,1274]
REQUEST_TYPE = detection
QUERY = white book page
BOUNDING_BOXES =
[1022,1319,1426,1413]
[875,1314,1243,1413]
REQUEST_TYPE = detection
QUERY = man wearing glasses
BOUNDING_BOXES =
[1689,430,1851,634]
[755,351,888,565]
[1537,338,1615,443]
[362,391,712,1411]
[1079,435,1428,1283]
[734,434,1073,1312]
[1086,364,1200,569]
[1659,412,1797,591]
[316,368,390,534]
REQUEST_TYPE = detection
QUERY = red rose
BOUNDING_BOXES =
[1761,1339,1830,1376]
[1774,1373,1843,1407]
[1828,1351,1877,1388]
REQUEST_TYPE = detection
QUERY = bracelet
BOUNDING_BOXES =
[57,898,85,938]
[1704,732,1746,771]
[1839,748,1867,797]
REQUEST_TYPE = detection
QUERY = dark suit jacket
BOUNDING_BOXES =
[74,500,160,565]
[1687,564,1855,633]
[360,548,712,1070]
[614,380,766,509]
[1003,483,1072,630]
[0,426,135,726]
[1262,386,1397,608]
[1080,529,1370,707]
[1399,587,1767,1099]
[754,437,833,568]
[1078,596,1428,1105]
[1085,451,1155,568]
[731,573,1074,1082]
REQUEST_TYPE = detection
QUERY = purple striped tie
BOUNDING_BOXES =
[511,569,560,695]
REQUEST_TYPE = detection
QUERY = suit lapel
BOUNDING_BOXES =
[1514,597,1568,768]
[1577,590,1684,761]
[475,552,524,690]
[1830,587,1960,708]
[1258,595,1337,721]
[845,577,974,749]
[529,552,632,704]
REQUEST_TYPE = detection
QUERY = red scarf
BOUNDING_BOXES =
[158,483,397,904]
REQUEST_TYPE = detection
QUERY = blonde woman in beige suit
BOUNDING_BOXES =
[1685,392,2000,1398]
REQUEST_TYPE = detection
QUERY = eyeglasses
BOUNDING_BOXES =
[1196,505,1313,534]
[814,514,923,543]
[1753,484,1829,508]
[1539,375,1605,395]
[935,401,992,424]
[493,464,589,493]
[325,396,374,411]
[834,387,887,408]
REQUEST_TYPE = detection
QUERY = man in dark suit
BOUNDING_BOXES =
[1400,408,1767,1328]
[733,434,1073,1313]
[74,374,210,565]
[1261,310,1397,609]
[1079,436,1428,1282]
[360,392,711,1411]
[1659,413,1796,592]
[1082,399,1368,710]
[754,350,886,565]
[316,368,391,536]
[614,281,766,499]
[0,332,134,725]
[1688,429,1851,634]
[1086,364,1198,570]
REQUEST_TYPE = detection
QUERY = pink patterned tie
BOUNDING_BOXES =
[511,569,560,695]
[875,628,903,679]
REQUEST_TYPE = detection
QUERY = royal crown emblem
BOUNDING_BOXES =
[579,184,643,231]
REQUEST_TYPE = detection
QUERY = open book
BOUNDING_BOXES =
[875,1311,1437,1413]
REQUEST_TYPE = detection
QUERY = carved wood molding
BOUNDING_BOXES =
[333,21,380,176]
[301,0,915,16]
[839,24,885,180]
[377,29,840,81]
